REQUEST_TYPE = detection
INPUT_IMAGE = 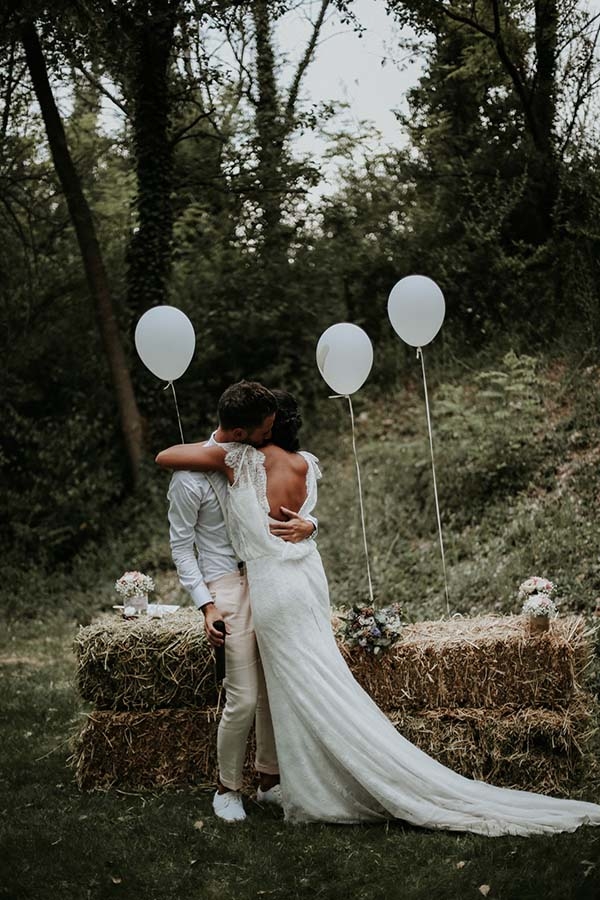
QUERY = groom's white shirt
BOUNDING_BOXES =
[167,432,238,609]
[167,432,317,609]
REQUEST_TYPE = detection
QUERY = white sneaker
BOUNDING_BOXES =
[212,790,246,823]
[256,783,283,807]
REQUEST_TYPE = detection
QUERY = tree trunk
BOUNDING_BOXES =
[249,0,295,373]
[417,0,560,245]
[526,0,559,244]
[126,0,178,316]
[251,0,287,260]
[21,21,145,489]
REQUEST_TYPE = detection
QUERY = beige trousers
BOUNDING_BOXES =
[206,570,279,791]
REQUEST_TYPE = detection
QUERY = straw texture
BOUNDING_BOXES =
[71,701,597,795]
[71,611,598,794]
[74,611,216,711]
[340,615,593,710]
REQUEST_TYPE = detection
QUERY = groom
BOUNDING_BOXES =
[164,380,316,823]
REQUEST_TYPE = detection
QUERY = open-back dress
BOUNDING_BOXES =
[221,443,600,835]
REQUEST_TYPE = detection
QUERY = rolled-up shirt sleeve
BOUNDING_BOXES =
[167,472,213,609]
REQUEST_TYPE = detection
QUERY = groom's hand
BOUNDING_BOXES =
[270,508,315,543]
[202,602,230,647]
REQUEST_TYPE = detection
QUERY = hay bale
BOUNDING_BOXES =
[70,707,254,792]
[388,699,598,795]
[340,614,593,711]
[71,701,597,796]
[75,611,594,713]
[74,610,216,711]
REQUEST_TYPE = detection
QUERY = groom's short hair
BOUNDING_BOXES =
[218,381,277,430]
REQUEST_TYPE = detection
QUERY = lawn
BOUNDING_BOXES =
[1,614,599,899]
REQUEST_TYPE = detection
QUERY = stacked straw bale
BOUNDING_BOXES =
[74,610,215,710]
[71,611,599,795]
[339,614,593,711]
[72,702,596,795]
[388,702,597,796]
[73,708,224,791]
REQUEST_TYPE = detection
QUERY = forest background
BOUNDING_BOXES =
[3,0,600,615]
[3,2,600,898]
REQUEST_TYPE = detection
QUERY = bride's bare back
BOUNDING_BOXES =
[260,445,308,521]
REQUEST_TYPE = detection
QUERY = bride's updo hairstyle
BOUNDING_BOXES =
[270,389,302,452]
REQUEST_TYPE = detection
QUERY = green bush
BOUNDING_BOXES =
[434,352,552,524]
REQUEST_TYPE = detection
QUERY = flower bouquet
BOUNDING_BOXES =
[115,571,155,616]
[517,577,556,602]
[518,576,558,635]
[336,603,404,655]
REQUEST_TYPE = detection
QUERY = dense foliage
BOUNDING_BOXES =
[1,0,599,578]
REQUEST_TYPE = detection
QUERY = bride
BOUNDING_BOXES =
[156,390,600,836]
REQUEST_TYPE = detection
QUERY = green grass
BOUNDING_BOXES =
[0,616,599,900]
[2,350,600,899]
[312,353,600,622]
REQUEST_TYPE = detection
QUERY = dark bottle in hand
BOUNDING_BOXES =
[214,620,226,682]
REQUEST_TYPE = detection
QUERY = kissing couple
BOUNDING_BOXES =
[156,381,600,835]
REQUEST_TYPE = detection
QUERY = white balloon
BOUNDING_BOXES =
[387,275,445,347]
[316,323,373,395]
[315,338,330,377]
[135,306,196,381]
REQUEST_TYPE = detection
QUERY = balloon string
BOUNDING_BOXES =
[416,347,450,616]
[331,394,374,605]
[165,381,185,444]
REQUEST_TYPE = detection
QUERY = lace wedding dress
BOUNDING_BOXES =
[222,443,600,835]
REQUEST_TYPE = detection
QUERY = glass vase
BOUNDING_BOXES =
[130,592,148,615]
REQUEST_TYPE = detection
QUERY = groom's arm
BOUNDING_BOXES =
[270,509,317,543]
[167,471,214,609]
[167,473,231,645]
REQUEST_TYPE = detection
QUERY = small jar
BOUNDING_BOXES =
[528,614,550,635]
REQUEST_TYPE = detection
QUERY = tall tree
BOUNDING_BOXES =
[72,0,182,317]
[121,0,181,315]
[388,0,599,247]
[380,0,600,331]
[247,0,332,370]
[20,21,145,487]
[168,0,336,380]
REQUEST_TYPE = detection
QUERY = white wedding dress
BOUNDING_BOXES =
[222,443,600,835]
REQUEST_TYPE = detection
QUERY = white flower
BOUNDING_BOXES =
[338,603,404,653]
[522,593,558,618]
[518,576,555,602]
[115,570,155,599]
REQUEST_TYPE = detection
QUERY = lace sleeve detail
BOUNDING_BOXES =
[299,450,322,481]
[298,450,321,516]
[221,442,249,484]
[222,443,270,513]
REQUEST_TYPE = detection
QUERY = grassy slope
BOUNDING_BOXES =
[314,352,600,623]
[1,351,600,900]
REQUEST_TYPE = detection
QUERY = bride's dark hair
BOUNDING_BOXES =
[270,389,302,452]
